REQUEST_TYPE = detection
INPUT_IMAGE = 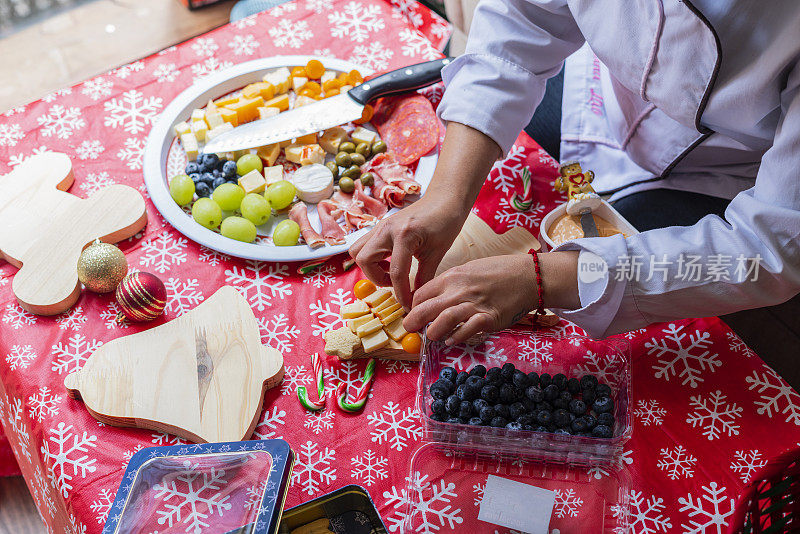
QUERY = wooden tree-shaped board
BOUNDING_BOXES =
[0,152,147,315]
[64,286,285,443]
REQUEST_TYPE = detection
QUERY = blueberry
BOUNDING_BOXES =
[490,416,508,428]
[509,402,526,420]
[596,383,612,398]
[567,377,581,395]
[429,386,448,401]
[559,390,573,404]
[465,375,485,390]
[195,182,212,198]
[468,416,484,426]
[479,406,494,423]
[539,373,552,387]
[521,398,537,412]
[201,153,219,169]
[494,404,510,420]
[212,176,226,189]
[226,176,240,184]
[185,161,200,175]
[458,400,473,419]
[582,388,597,406]
[553,409,571,427]
[525,385,544,403]
[533,425,548,432]
[517,414,535,426]
[527,371,540,386]
[212,168,223,178]
[499,384,516,404]
[439,367,457,383]
[568,399,587,416]
[445,395,460,415]
[535,410,553,425]
[189,172,202,183]
[199,172,215,185]
[522,424,535,431]
[455,384,474,401]
[430,399,446,415]
[583,414,597,430]
[431,413,447,422]
[455,371,469,386]
[571,417,589,433]
[472,398,489,413]
[446,417,461,424]
[554,428,570,434]
[580,374,598,390]
[216,158,227,171]
[593,396,614,414]
[501,363,516,381]
[480,384,499,403]
[505,421,523,431]
[485,367,502,383]
[553,373,567,390]
[222,160,238,178]
[553,398,569,410]
[597,412,615,426]
[536,401,553,413]
[543,384,560,401]
[592,424,613,438]
[469,364,487,377]
[512,370,529,389]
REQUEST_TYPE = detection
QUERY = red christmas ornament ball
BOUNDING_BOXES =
[115,272,167,322]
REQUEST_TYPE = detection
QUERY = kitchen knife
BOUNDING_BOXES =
[202,57,453,154]
[579,208,600,238]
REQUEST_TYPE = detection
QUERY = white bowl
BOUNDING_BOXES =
[539,199,638,251]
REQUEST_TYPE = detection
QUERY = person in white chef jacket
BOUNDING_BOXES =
[350,0,800,346]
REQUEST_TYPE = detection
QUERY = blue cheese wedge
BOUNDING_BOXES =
[290,163,333,203]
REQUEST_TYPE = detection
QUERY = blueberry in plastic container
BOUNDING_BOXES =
[445,395,460,415]
[485,367,502,383]
[567,377,581,395]
[517,413,535,425]
[597,412,615,426]
[494,404,510,420]
[583,414,597,430]
[553,373,567,390]
[455,371,469,386]
[535,410,553,425]
[501,362,516,379]
[468,416,484,426]
[439,367,457,383]
[509,402,526,420]
[525,385,544,403]
[465,375,485,391]
[553,409,571,427]
[505,421,523,431]
[554,428,570,435]
[521,398,537,412]
[472,398,489,413]
[479,406,495,423]
[480,384,499,403]
[582,388,597,406]
[469,364,487,377]
[527,371,540,386]
[536,401,553,413]
[456,384,476,401]
[570,416,589,433]
[430,413,447,422]
[539,373,552,387]
[592,424,613,438]
[458,400,473,419]
[430,399,446,415]
[553,397,568,410]
[568,399,587,416]
[490,416,508,428]
[580,374,599,390]
[543,384,560,401]
[499,383,516,404]
[593,396,614,414]
[512,370,530,389]
[596,383,613,398]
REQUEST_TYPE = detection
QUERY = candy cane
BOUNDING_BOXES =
[297,353,326,411]
[336,359,376,412]
[511,167,534,211]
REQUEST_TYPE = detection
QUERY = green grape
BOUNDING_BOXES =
[240,193,271,225]
[169,174,195,206]
[266,180,296,210]
[221,216,257,243]
[272,219,301,246]
[191,198,222,230]
[212,183,245,211]
[237,153,263,176]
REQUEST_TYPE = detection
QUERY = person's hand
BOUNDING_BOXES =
[403,254,539,344]
[349,196,467,309]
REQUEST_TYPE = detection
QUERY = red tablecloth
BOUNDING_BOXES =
[1,2,799,533]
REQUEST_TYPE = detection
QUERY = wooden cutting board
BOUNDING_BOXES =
[64,286,285,443]
[0,152,147,315]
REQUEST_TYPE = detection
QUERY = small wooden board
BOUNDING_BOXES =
[65,286,285,443]
[0,152,147,315]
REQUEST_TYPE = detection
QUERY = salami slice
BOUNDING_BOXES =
[372,95,438,165]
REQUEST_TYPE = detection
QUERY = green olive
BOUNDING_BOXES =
[355,142,371,157]
[334,152,351,167]
[342,165,361,179]
[325,161,339,179]
[371,140,387,154]
[349,152,366,166]
[360,172,374,187]
[339,141,356,153]
[339,177,355,193]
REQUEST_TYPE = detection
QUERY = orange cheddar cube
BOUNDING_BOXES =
[264,94,290,112]
[214,95,240,107]
[218,107,239,127]
[227,96,264,123]
[295,132,318,145]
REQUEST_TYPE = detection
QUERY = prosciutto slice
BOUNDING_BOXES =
[353,179,387,218]
[362,152,421,195]
[331,187,378,230]
[288,203,326,249]
[372,173,406,208]
[317,200,347,245]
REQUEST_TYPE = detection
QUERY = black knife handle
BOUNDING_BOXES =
[347,57,454,105]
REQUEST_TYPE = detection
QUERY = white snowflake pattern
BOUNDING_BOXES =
[280,365,312,396]
[122,444,145,468]
[305,0,329,13]
[293,440,337,496]
[153,63,180,83]
[28,386,62,422]
[328,2,384,43]
[253,406,287,439]
[302,263,336,288]
[104,89,163,135]
[398,27,440,60]
[32,465,56,518]
[309,288,352,336]
[587,449,633,480]
[656,445,697,480]
[140,231,188,273]
[440,336,507,369]
[153,459,232,533]
[304,410,335,435]
[678,482,734,534]
[37,105,86,139]
[686,390,742,441]
[472,483,484,507]
[225,260,292,312]
[489,145,526,194]
[51,334,103,375]
[190,57,234,81]
[229,34,260,56]
[80,77,113,101]
[90,488,115,525]
[258,313,301,353]
[99,301,128,329]
[164,278,203,315]
[268,18,313,48]
[746,365,800,425]
[729,450,767,484]
[2,303,37,329]
[349,42,395,71]
[76,139,105,160]
[367,401,422,451]
[67,512,88,534]
[5,344,37,371]
[383,471,463,533]
[537,148,559,169]
[8,145,50,167]
[612,489,672,534]
[553,488,583,518]
[325,359,374,400]
[268,2,296,16]
[493,195,545,229]
[623,328,648,340]
[574,349,623,388]
[151,432,188,446]
[6,396,32,464]
[517,338,553,366]
[646,323,722,389]
[198,246,230,266]
[41,421,98,497]
[117,137,145,170]
[350,449,388,487]
[233,14,257,28]
[42,88,72,102]
[391,0,423,27]
[383,359,412,373]
[113,61,144,79]
[0,123,24,146]
[78,171,115,195]
[3,104,25,117]
[191,37,219,57]
[633,399,666,426]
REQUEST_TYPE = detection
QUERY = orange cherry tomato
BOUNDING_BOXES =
[347,69,364,85]
[401,333,422,354]
[291,66,307,78]
[353,279,377,299]
[324,89,340,98]
[305,59,325,79]
[322,78,342,92]
[354,104,374,125]
[301,81,321,95]
[337,72,350,83]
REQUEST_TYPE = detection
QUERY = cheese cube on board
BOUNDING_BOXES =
[258,106,280,120]
[292,76,308,93]
[376,303,402,321]
[279,139,292,148]
[348,314,373,333]
[381,308,404,326]
[385,318,408,341]
[321,70,336,84]
[191,120,208,142]
[191,109,206,123]
[263,67,291,94]
[264,94,290,112]
[214,95,240,107]
[205,112,224,129]
[180,133,199,161]
[361,329,390,353]
[295,132,317,145]
[263,165,284,185]
[174,121,191,136]
[340,301,369,318]
[351,127,378,145]
[373,296,398,314]
[257,144,281,167]
[300,145,326,166]
[319,127,347,154]
[238,170,267,195]
[228,96,265,123]
[356,317,384,338]
[219,108,239,127]
[207,122,234,140]
[206,99,218,113]
[363,288,391,307]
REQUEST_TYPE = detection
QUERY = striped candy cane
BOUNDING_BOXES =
[336,359,376,412]
[511,167,534,211]
[297,353,326,411]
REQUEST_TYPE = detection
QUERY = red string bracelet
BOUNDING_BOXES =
[528,249,545,316]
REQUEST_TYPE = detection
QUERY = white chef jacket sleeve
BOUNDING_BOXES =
[554,66,800,338]
[436,0,585,153]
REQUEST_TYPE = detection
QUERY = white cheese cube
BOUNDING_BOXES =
[319,127,347,154]
[356,317,384,338]
[173,121,191,136]
[191,120,208,142]
[205,111,224,129]
[263,165,283,186]
[381,308,404,326]
[348,314,374,334]
[341,301,369,319]
[361,329,389,353]
[258,106,280,120]
[384,318,408,341]
[363,287,391,307]
[263,67,291,94]
[257,144,281,167]
[238,170,266,195]
[206,122,234,140]
[191,109,206,123]
[180,133,199,161]
[351,127,378,145]
[292,76,308,93]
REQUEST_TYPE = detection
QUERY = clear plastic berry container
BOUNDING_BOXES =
[417,329,632,465]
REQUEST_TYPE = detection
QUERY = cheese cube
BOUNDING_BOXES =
[263,165,284,185]
[321,70,336,84]
[257,144,281,167]
[174,121,191,136]
[340,301,369,319]
[351,127,378,145]
[191,120,208,142]
[228,96,264,123]
[363,288,391,308]
[319,127,347,154]
[295,132,317,145]
[293,95,317,109]
[191,109,206,123]
[205,111,224,129]
[356,317,384,338]
[238,170,266,195]
[376,303,402,321]
[263,67,291,94]
[373,296,398,314]
[242,83,268,100]
[381,308,404,326]
[206,99,218,113]
[258,106,280,120]
[214,95,240,107]
[279,139,292,148]
[384,318,408,342]
[284,144,325,165]
[219,108,239,127]
[292,76,308,93]
[361,329,389,353]
[348,314,373,334]
[180,133,199,161]
[207,122,234,140]
[264,94,289,112]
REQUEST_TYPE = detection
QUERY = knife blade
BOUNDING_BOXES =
[202,57,453,154]
[579,208,600,238]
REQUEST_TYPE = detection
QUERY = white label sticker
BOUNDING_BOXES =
[477,475,555,534]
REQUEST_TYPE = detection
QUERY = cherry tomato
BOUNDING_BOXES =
[354,104,374,125]
[353,279,377,300]
[348,69,364,85]
[305,59,325,79]
[401,333,422,354]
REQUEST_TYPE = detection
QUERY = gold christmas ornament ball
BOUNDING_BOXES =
[77,239,128,293]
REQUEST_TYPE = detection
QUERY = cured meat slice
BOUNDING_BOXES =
[372,94,438,165]
[353,179,388,218]
[362,153,420,195]
[372,173,406,208]
[288,203,326,248]
[317,200,347,245]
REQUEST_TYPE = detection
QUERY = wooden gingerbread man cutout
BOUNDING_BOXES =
[0,152,147,315]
